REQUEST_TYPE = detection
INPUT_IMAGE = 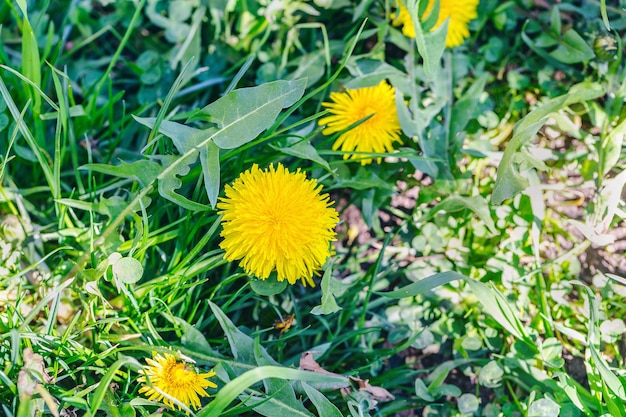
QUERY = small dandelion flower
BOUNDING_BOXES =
[319,81,402,165]
[393,0,479,48]
[218,163,338,286]
[138,353,217,411]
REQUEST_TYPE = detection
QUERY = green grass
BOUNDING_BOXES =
[1,1,626,416]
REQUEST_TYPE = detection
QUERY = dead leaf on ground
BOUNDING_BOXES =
[299,352,395,402]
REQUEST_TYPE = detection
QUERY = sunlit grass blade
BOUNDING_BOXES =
[196,366,349,417]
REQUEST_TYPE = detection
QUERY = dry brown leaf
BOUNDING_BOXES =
[351,376,396,401]
[299,352,394,402]
[299,352,343,377]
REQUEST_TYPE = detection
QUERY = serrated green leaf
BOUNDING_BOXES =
[81,160,161,187]
[133,116,211,154]
[156,154,208,211]
[134,116,221,208]
[407,0,447,79]
[450,73,489,139]
[189,79,307,149]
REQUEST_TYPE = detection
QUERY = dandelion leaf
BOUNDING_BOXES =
[81,160,161,187]
[286,49,326,86]
[156,154,208,212]
[601,117,626,175]
[134,116,221,208]
[200,141,220,209]
[239,392,315,417]
[407,0,447,79]
[209,301,278,371]
[302,382,343,417]
[492,84,603,204]
[420,195,497,234]
[133,116,210,153]
[244,372,314,417]
[311,266,342,315]
[549,29,595,64]
[188,79,307,149]
[273,140,331,173]
[378,272,536,349]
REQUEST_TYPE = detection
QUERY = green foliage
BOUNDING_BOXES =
[0,0,625,416]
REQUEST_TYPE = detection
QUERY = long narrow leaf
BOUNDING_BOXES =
[196,366,349,417]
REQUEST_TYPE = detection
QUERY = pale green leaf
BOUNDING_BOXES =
[478,361,504,388]
[601,117,626,176]
[189,79,307,149]
[273,141,331,172]
[311,266,342,315]
[81,160,161,187]
[419,195,497,234]
[133,116,210,154]
[209,301,256,365]
[528,397,560,417]
[156,154,208,211]
[492,84,604,204]
[302,382,343,417]
[196,366,349,417]
[200,141,220,209]
[458,393,480,414]
[407,0,447,78]
[111,257,143,284]
[250,275,288,296]
[415,379,435,401]
[550,29,595,64]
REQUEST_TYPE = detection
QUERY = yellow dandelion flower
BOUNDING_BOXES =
[218,163,338,286]
[138,353,217,411]
[393,0,479,48]
[319,81,402,165]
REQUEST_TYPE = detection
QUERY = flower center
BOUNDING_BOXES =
[170,364,195,386]
[357,105,377,123]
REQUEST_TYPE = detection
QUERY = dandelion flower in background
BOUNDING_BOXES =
[218,163,338,286]
[393,0,479,48]
[138,353,217,411]
[319,81,402,165]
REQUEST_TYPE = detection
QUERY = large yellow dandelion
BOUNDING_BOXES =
[319,81,402,165]
[393,0,479,48]
[138,353,217,411]
[218,163,338,286]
